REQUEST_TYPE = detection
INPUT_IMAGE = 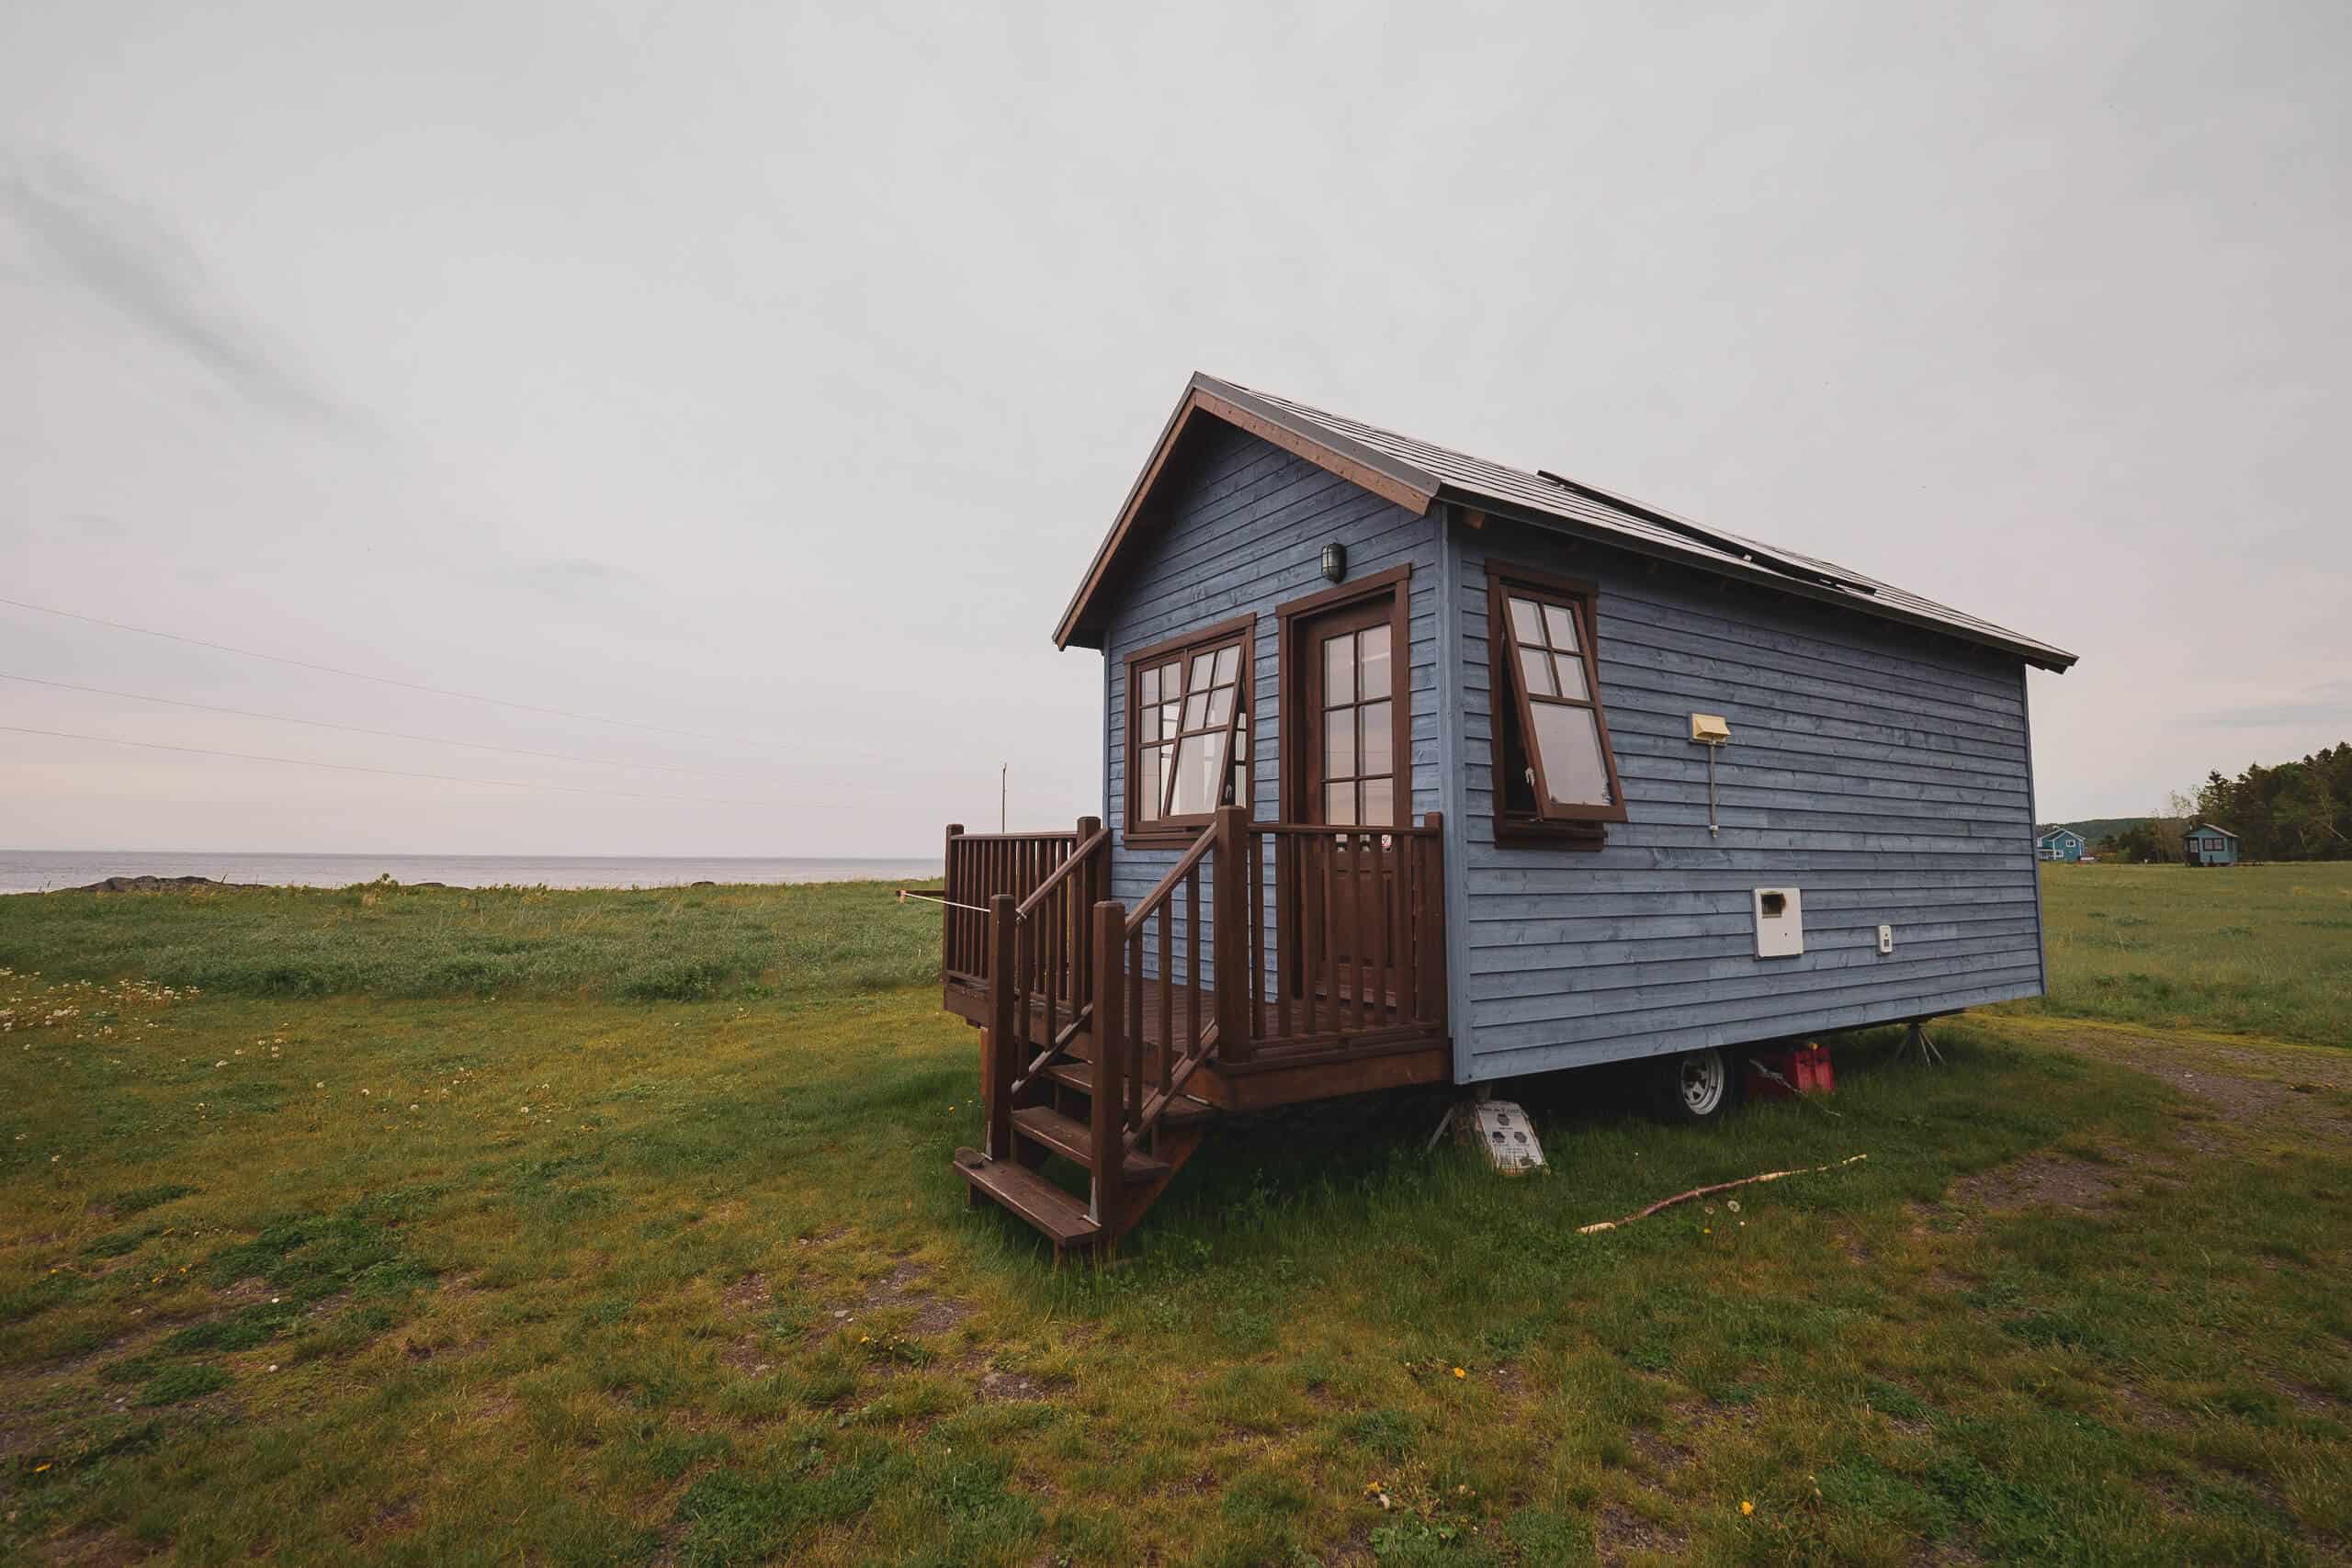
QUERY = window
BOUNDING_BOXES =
[1125,615,1252,840]
[1487,567,1627,844]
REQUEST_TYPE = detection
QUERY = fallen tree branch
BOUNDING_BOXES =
[1576,1154,1868,1235]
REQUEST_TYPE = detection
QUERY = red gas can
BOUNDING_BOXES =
[1744,1042,1835,1100]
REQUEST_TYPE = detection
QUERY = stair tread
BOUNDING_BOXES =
[1012,1106,1170,1180]
[1039,1061,1216,1124]
[954,1147,1100,1246]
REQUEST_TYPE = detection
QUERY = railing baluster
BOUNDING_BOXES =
[1248,826,1265,1045]
[1397,829,1419,1026]
[1275,832,1294,1041]
[1182,864,1200,1065]
[1158,896,1174,1089]
[1368,829,1389,1028]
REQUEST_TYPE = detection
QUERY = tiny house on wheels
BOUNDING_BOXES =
[938,374,2078,1255]
[2037,827,2086,863]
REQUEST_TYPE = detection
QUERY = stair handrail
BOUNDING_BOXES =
[1007,819,1108,1095]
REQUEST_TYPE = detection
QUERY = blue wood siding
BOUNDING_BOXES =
[1095,422,1442,972]
[1447,514,2044,1082]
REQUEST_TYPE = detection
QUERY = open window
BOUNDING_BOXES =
[1487,567,1627,846]
[1125,614,1252,843]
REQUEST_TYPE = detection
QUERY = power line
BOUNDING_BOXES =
[0,671,760,778]
[0,723,820,808]
[0,595,767,748]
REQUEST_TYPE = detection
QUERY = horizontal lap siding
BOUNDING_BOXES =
[1453,517,2043,1081]
[1098,423,1441,978]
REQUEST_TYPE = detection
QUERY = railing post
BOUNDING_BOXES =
[1074,815,1101,1011]
[1211,804,1252,1064]
[984,893,1017,1160]
[1089,900,1126,1234]
[1420,811,1448,1030]
[942,823,965,977]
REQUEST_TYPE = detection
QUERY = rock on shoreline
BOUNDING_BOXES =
[67,874,263,894]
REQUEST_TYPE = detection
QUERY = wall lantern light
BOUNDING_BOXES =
[1320,542,1347,582]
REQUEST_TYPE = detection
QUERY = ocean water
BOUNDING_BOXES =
[0,851,941,896]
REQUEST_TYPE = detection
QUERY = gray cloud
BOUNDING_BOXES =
[2,149,350,426]
[2184,681,2352,730]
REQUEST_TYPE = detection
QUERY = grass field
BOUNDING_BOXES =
[2023,861,2352,1046]
[0,874,2346,1565]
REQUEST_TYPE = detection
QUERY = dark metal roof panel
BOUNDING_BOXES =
[1193,373,2078,671]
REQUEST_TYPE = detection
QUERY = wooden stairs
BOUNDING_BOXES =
[943,805,1453,1257]
[956,1059,1215,1259]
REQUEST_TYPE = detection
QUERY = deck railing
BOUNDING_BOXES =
[957,807,1448,1231]
[940,825,1080,987]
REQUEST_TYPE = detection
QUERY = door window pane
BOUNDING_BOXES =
[1361,625,1391,700]
[1361,701,1392,773]
[1362,775,1396,825]
[1183,692,1208,730]
[1325,783,1357,825]
[1530,704,1612,807]
[1189,651,1215,687]
[1326,709,1356,779]
[1324,633,1354,705]
[1206,688,1235,728]
[1508,596,1544,646]
[1542,602,1579,652]
[1141,666,1160,705]
[1213,645,1239,685]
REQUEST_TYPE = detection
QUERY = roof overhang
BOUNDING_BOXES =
[1054,375,1440,649]
[1055,373,2080,672]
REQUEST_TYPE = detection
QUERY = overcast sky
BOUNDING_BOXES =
[4,2,2346,856]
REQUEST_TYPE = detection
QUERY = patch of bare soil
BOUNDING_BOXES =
[1949,1151,2120,1214]
[2064,1032,2352,1148]
[1624,1423,1691,1475]
[1595,1503,1689,1563]
[28,1523,154,1566]
[845,1260,969,1337]
[975,1368,1051,1403]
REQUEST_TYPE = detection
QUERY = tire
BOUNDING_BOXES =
[1647,1046,1740,1125]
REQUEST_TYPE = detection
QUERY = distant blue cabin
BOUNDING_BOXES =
[2038,827,2086,863]
[942,375,2080,1252]
[2184,823,2239,866]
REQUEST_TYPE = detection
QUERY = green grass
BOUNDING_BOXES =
[0,877,936,1002]
[2024,861,2352,1044]
[0,878,2345,1563]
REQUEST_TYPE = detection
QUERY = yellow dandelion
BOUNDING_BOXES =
[1453,1366,1466,1379]
[1740,1499,1755,1517]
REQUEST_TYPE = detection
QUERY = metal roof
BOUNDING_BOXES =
[1056,372,2077,672]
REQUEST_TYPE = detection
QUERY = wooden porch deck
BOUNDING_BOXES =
[943,971,1450,1111]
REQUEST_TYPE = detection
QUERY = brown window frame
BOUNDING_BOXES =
[1487,564,1628,848]
[1122,613,1255,848]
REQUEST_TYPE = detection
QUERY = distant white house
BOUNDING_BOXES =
[2037,826,2086,863]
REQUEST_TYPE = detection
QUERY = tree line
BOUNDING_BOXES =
[2099,743,2351,863]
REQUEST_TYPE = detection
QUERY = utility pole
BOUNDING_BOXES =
[1000,763,1007,833]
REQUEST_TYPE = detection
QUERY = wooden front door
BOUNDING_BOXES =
[1286,582,1408,1017]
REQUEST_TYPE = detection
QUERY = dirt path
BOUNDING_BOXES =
[1990,1015,2352,1151]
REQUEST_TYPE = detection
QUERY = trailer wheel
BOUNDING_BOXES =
[1649,1046,1739,1125]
